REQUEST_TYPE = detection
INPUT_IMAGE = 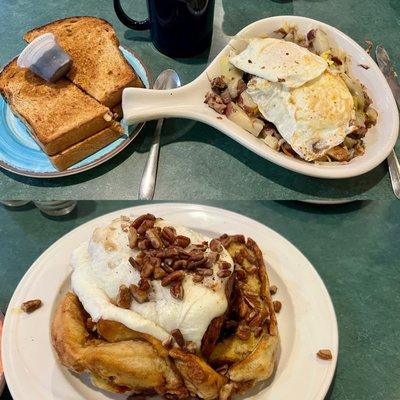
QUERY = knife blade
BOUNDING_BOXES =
[376,45,400,199]
[376,45,400,108]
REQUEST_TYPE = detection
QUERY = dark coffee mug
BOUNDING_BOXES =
[114,0,215,58]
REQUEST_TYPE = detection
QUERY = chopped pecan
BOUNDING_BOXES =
[196,268,213,276]
[128,256,141,271]
[161,270,185,286]
[217,269,231,278]
[218,261,231,270]
[210,239,223,253]
[317,349,333,360]
[137,219,155,234]
[187,258,207,269]
[21,299,42,313]
[138,278,150,291]
[235,268,246,280]
[174,235,191,248]
[141,260,155,278]
[172,259,187,270]
[131,213,156,229]
[157,247,180,258]
[117,285,132,309]
[138,239,151,250]
[153,265,166,279]
[269,285,278,295]
[146,228,164,249]
[245,309,258,322]
[273,300,282,313]
[171,329,185,347]
[248,313,262,329]
[233,253,244,264]
[130,284,149,303]
[128,226,138,248]
[161,226,176,244]
[170,281,184,300]
[192,274,204,283]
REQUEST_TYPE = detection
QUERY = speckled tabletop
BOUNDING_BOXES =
[0,200,399,399]
[0,0,399,200]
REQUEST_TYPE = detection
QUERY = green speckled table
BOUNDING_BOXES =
[0,200,399,399]
[0,0,399,200]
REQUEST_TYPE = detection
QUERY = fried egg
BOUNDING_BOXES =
[229,38,328,88]
[247,72,355,161]
[71,217,233,347]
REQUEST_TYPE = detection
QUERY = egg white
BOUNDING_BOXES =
[229,38,328,88]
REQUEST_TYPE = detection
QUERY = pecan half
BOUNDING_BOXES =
[131,213,156,229]
[141,260,155,278]
[218,261,231,270]
[171,328,185,347]
[138,278,150,291]
[128,256,141,271]
[172,259,187,270]
[128,226,138,248]
[153,265,166,279]
[187,258,207,269]
[196,268,213,276]
[269,285,278,295]
[130,284,149,303]
[146,228,164,249]
[317,349,333,360]
[210,239,223,253]
[174,235,191,248]
[273,300,282,313]
[170,281,184,300]
[117,285,132,309]
[137,219,155,234]
[21,299,42,313]
[161,226,176,244]
[192,274,204,283]
[217,269,231,278]
[138,239,151,250]
[161,270,185,286]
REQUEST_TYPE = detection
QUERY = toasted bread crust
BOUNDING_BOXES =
[24,16,143,107]
[0,59,116,155]
[50,122,124,170]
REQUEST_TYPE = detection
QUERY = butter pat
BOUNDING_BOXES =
[18,33,72,83]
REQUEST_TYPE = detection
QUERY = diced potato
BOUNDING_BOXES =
[237,91,259,116]
[326,146,350,161]
[344,136,358,149]
[220,56,243,82]
[310,29,330,55]
[263,134,279,150]
[225,102,264,137]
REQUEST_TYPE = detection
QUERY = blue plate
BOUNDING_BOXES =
[0,47,150,178]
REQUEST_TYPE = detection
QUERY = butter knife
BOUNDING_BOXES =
[376,45,400,199]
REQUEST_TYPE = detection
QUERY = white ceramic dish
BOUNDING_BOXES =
[123,16,399,179]
[2,203,338,400]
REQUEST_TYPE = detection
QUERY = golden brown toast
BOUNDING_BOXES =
[24,16,143,108]
[0,59,119,156]
[50,122,124,171]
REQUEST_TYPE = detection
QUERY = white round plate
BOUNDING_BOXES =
[2,203,338,400]
[123,16,399,179]
[0,312,4,396]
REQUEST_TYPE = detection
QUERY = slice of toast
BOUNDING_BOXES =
[50,122,124,171]
[24,16,143,108]
[0,59,121,155]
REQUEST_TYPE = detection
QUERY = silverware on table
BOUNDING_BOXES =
[138,69,181,200]
[376,45,400,199]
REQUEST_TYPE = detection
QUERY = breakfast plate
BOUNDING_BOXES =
[123,15,399,179]
[0,47,151,178]
[2,203,338,400]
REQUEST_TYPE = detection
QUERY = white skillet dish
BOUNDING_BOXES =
[123,16,399,179]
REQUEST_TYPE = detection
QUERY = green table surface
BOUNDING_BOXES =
[0,200,399,399]
[0,0,399,200]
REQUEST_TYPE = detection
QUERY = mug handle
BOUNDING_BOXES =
[113,0,151,30]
